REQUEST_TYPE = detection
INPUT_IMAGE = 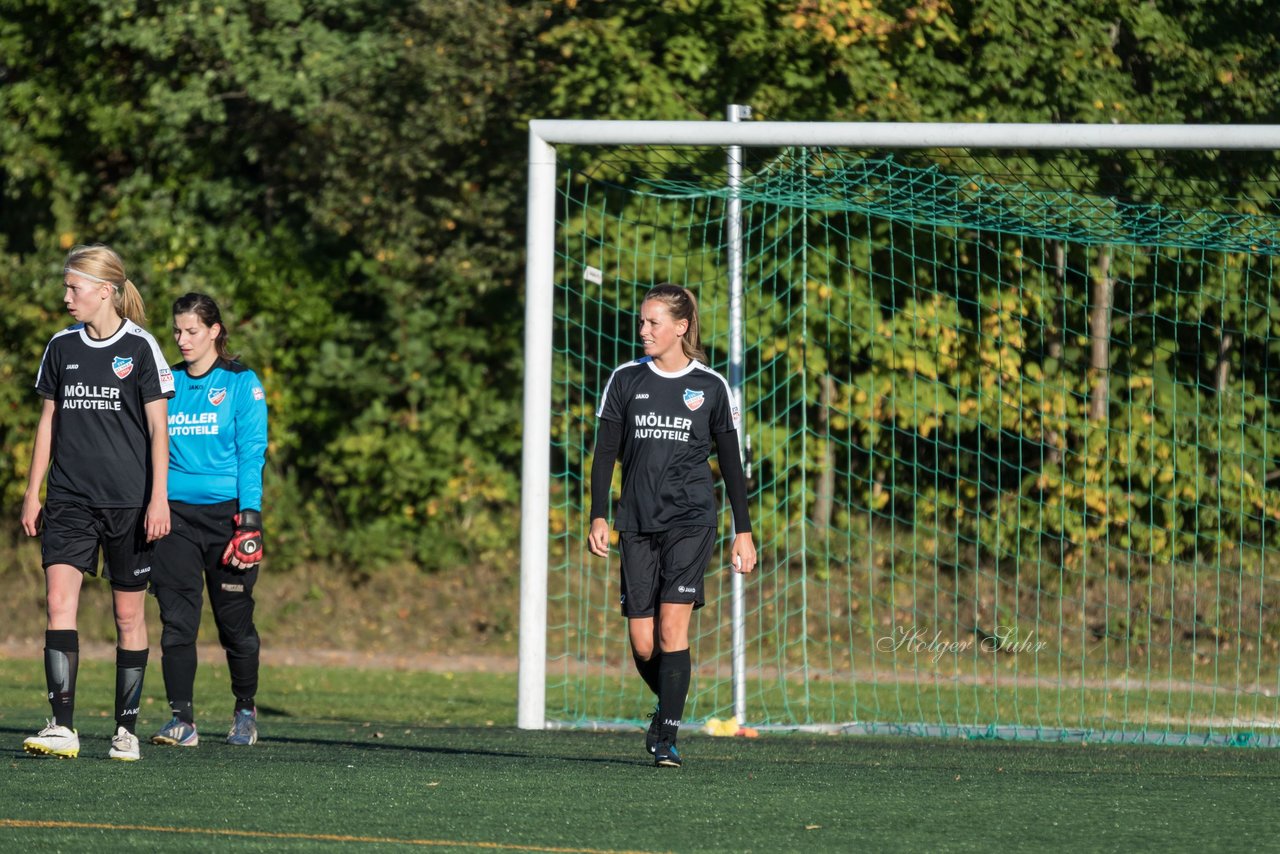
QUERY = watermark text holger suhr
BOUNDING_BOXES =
[876,625,1049,663]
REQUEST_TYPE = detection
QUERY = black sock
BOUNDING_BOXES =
[657,648,691,744]
[161,643,197,724]
[633,650,661,697]
[234,697,256,714]
[44,630,79,729]
[115,647,149,734]
[169,700,194,725]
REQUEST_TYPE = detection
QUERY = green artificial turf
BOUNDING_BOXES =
[2,658,1278,853]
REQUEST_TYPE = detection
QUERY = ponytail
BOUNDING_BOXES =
[117,278,147,325]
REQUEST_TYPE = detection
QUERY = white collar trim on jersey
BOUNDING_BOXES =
[76,318,130,348]
[643,358,701,379]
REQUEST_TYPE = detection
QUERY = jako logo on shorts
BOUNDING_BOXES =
[112,356,134,379]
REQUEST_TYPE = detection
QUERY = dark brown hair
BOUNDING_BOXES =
[172,292,235,361]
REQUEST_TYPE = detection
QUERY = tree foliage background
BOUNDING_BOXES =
[2,0,1279,577]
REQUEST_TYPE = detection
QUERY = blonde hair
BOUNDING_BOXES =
[64,244,147,325]
[643,283,706,363]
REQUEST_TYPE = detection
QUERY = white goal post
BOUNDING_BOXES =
[517,119,1280,731]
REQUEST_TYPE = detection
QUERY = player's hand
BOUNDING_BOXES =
[730,532,756,574]
[20,491,42,537]
[588,518,612,558]
[144,495,170,542]
[222,510,264,571]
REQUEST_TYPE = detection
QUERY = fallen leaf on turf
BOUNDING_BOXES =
[373,732,385,738]
[805,825,821,830]
[426,782,440,787]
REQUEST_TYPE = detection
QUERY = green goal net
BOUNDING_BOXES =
[544,139,1280,746]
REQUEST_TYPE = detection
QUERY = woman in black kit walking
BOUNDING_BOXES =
[588,283,756,768]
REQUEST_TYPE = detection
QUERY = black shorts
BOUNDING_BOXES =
[617,526,715,618]
[41,500,153,590]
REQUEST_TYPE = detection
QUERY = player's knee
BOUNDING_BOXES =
[221,628,259,658]
[113,607,146,638]
[161,621,199,648]
[657,627,690,652]
[631,639,657,660]
[45,590,78,625]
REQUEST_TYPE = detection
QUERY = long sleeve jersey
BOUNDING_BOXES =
[166,359,268,510]
[591,356,750,534]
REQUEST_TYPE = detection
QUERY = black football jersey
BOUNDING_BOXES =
[596,356,740,532]
[35,320,175,507]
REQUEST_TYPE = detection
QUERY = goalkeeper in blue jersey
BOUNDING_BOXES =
[588,283,757,768]
[149,293,268,748]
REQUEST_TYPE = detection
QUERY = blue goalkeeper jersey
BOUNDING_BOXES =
[167,359,268,510]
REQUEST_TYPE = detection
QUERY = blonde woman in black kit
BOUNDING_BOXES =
[21,244,174,761]
[588,283,756,768]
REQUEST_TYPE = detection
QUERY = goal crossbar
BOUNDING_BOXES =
[529,119,1280,150]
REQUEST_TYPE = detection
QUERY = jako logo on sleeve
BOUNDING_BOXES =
[683,389,704,411]
[112,356,134,379]
[208,387,227,406]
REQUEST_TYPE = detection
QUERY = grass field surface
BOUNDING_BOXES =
[2,658,1279,852]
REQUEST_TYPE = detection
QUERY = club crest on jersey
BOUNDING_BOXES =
[112,356,134,379]
[683,388,705,411]
[208,386,227,406]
